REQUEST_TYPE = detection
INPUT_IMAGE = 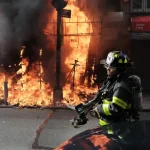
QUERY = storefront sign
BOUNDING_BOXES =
[131,16,150,32]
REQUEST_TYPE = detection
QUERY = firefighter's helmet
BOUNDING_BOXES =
[100,51,131,69]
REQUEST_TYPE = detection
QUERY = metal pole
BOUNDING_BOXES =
[4,81,8,105]
[53,10,63,103]
[56,10,61,89]
[72,60,77,91]
[72,64,75,91]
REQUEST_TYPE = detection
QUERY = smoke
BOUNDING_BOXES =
[13,0,42,42]
[0,0,47,64]
[0,10,13,58]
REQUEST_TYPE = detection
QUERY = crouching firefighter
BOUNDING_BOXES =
[71,51,143,145]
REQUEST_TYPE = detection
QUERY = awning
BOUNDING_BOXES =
[131,16,150,32]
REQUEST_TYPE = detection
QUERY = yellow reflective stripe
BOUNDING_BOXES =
[107,126,114,134]
[108,129,113,134]
[118,128,131,139]
[103,104,112,115]
[124,59,128,63]
[103,99,111,104]
[118,59,123,63]
[114,54,118,58]
[99,119,109,126]
[112,97,127,109]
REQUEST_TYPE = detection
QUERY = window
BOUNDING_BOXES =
[147,0,150,8]
[131,0,150,13]
[133,0,142,9]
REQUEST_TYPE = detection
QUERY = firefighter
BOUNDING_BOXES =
[91,51,144,146]
[70,51,144,147]
[91,51,133,125]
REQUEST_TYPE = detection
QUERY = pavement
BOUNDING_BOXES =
[0,95,150,150]
[0,107,148,150]
[33,109,150,150]
[32,94,150,150]
[0,108,51,150]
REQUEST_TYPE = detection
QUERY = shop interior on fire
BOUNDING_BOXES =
[0,0,149,107]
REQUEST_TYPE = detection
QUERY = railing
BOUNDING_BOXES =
[45,15,128,38]
[45,18,102,36]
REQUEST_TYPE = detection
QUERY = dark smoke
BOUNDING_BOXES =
[0,0,50,65]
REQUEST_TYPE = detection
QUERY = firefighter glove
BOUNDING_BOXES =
[90,107,100,119]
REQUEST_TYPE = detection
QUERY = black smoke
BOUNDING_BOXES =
[0,0,53,65]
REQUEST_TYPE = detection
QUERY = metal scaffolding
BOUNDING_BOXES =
[46,15,129,86]
[46,17,102,88]
[46,17,102,37]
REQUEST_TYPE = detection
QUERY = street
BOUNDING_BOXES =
[0,108,52,150]
[35,109,150,150]
[0,107,150,150]
[0,0,150,150]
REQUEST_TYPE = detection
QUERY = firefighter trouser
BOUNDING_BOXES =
[100,121,145,146]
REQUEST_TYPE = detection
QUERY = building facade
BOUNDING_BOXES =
[129,0,150,91]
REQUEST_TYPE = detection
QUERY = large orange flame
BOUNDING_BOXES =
[62,0,98,105]
[0,0,98,107]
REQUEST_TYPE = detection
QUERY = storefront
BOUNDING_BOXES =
[131,16,150,39]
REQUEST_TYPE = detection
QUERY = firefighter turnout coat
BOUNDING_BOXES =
[97,76,132,126]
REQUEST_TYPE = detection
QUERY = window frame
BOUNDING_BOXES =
[130,0,145,12]
[145,0,150,11]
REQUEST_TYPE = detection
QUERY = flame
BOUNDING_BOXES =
[0,53,53,107]
[7,58,53,107]
[39,49,43,57]
[62,0,98,105]
[0,0,98,107]
[20,46,25,58]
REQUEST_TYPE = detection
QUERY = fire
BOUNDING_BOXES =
[8,57,53,107]
[0,0,98,107]
[0,50,53,107]
[62,0,98,105]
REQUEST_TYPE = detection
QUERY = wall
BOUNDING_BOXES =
[131,40,150,92]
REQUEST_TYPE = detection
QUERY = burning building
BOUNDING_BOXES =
[0,0,130,107]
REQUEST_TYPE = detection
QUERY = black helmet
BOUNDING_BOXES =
[100,51,131,69]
